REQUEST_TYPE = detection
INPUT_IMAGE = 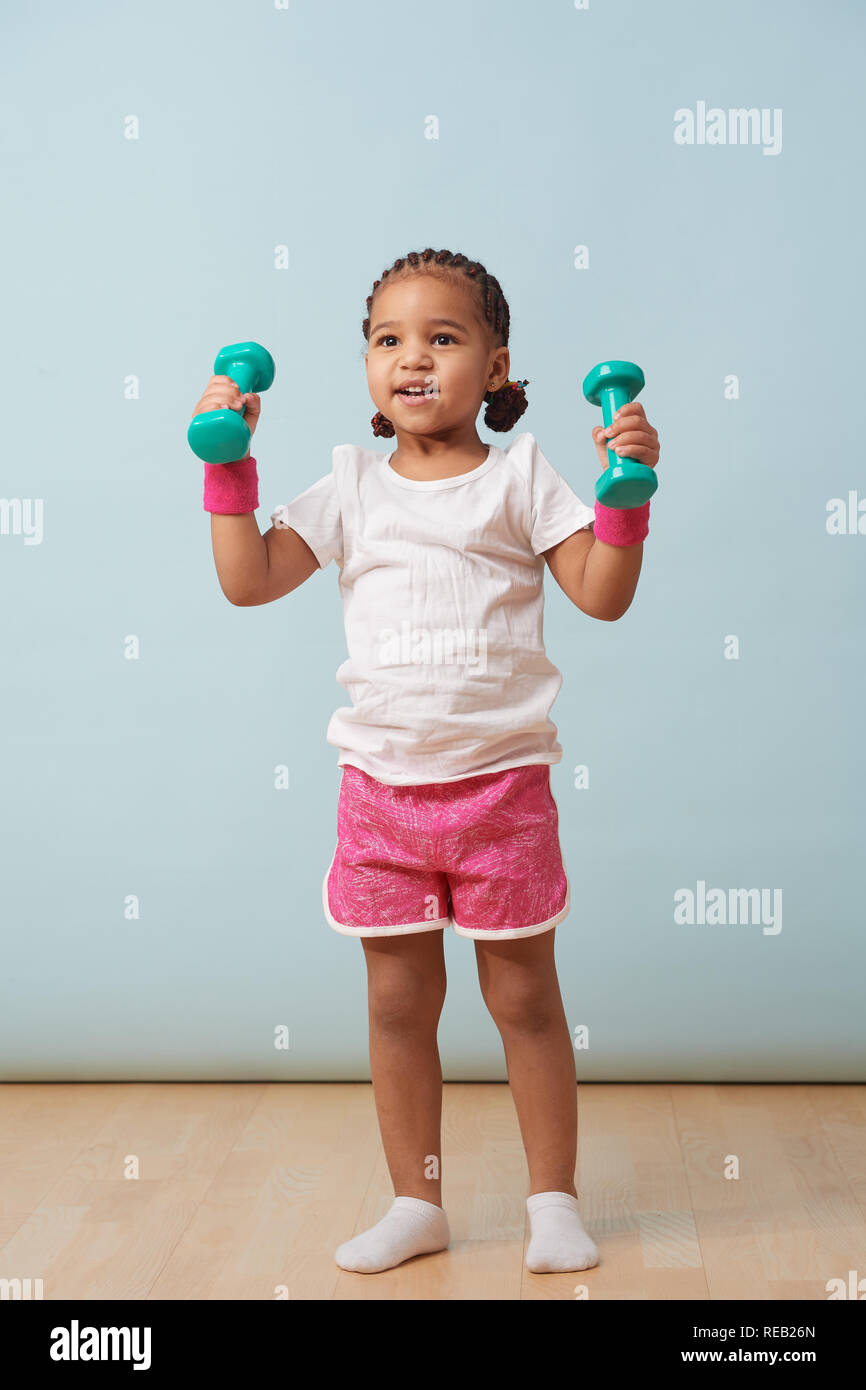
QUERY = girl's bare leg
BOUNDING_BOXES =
[333,930,451,1272]
[361,928,448,1204]
[474,928,598,1270]
[474,928,578,1197]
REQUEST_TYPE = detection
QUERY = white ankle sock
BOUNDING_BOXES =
[525,1190,599,1272]
[334,1196,450,1273]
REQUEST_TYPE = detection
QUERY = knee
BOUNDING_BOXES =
[482,982,560,1034]
[368,969,447,1031]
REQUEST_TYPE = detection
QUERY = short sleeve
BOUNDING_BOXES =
[270,469,343,569]
[528,436,596,555]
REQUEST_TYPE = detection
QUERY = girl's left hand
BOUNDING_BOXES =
[592,402,660,473]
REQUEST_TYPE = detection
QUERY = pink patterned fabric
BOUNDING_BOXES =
[323,763,570,940]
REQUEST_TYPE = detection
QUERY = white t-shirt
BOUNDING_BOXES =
[269,432,595,785]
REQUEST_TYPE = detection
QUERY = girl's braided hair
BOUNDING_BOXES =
[362,247,529,439]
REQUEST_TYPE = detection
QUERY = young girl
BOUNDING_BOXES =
[198,247,660,1276]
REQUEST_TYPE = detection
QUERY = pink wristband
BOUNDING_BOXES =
[203,455,259,514]
[593,498,650,546]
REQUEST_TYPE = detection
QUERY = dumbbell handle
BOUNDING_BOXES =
[597,383,633,466]
[220,357,258,403]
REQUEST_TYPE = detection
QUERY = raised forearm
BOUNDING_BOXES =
[210,511,268,605]
[581,533,643,621]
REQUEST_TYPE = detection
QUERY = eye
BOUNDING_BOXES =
[374,333,457,347]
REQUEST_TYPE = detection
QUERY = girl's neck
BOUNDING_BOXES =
[389,430,488,481]
[388,444,490,483]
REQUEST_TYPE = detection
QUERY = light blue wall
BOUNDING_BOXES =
[2,0,863,1079]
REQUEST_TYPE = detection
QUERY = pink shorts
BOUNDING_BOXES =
[323,763,570,940]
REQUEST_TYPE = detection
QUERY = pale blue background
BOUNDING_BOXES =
[1,0,863,1080]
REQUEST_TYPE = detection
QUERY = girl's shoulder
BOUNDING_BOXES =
[330,442,384,469]
[500,431,540,465]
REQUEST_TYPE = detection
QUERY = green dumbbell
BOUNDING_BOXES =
[187,341,276,464]
[582,359,658,508]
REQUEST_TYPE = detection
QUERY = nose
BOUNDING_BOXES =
[399,349,433,370]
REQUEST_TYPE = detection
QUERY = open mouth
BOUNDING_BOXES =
[395,387,438,403]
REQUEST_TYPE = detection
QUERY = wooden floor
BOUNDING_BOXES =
[1,1083,864,1300]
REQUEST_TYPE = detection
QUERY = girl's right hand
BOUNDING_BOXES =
[192,374,262,440]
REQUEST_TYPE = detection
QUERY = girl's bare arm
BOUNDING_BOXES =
[210,513,319,606]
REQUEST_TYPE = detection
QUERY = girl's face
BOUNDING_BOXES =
[365,274,509,439]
